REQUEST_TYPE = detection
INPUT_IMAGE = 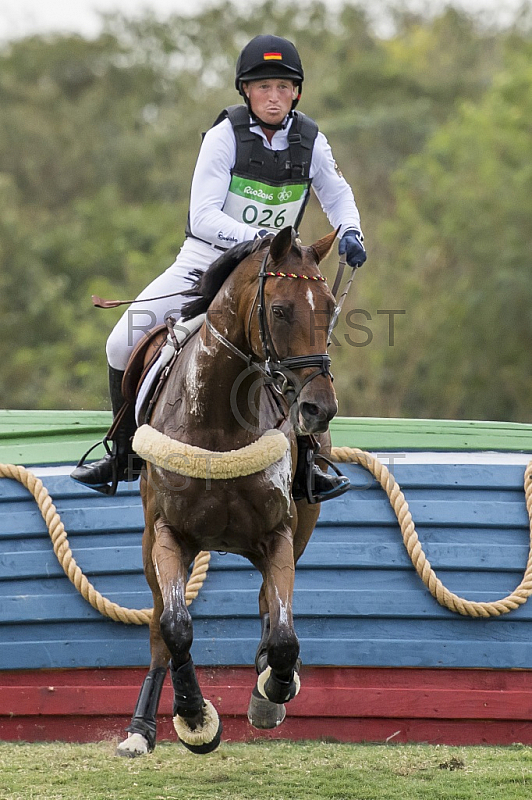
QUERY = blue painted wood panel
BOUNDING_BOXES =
[1,461,531,671]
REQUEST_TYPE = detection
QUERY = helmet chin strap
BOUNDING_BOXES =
[249,107,293,132]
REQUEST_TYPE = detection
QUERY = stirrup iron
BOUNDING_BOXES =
[72,437,119,496]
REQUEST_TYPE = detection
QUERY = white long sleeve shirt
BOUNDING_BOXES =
[108,113,363,369]
[186,114,362,254]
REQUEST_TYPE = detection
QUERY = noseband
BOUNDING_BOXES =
[204,251,332,404]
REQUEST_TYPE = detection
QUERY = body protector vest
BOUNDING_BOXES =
[186,105,319,244]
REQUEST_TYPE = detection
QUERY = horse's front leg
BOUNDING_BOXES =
[117,501,171,757]
[249,525,300,727]
[153,517,222,754]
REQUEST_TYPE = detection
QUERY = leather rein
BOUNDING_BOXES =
[205,251,333,405]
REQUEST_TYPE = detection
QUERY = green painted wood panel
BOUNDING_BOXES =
[0,410,112,466]
[1,410,531,465]
[330,417,532,453]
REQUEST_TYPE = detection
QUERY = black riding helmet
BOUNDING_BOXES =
[235,34,304,110]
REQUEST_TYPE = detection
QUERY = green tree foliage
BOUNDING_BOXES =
[371,44,532,422]
[0,2,529,421]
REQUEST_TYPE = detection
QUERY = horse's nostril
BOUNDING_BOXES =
[301,402,321,419]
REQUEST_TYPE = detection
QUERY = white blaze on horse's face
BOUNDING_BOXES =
[264,272,337,437]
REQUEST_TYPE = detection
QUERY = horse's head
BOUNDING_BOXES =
[179,226,339,436]
[249,226,338,435]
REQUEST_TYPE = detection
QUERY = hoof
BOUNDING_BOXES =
[173,699,222,754]
[257,666,301,704]
[116,732,150,758]
[247,687,286,729]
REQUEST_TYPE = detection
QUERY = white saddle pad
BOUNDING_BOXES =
[135,314,205,424]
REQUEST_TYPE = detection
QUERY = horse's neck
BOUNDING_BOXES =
[164,302,262,449]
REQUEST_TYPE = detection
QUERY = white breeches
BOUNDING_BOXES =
[106,241,218,371]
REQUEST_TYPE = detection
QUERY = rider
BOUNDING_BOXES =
[71,34,367,500]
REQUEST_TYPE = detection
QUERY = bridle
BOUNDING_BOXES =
[205,250,333,405]
[257,251,333,400]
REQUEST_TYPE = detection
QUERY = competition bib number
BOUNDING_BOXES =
[223,176,309,231]
[242,205,288,228]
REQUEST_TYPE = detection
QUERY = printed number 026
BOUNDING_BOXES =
[243,205,286,228]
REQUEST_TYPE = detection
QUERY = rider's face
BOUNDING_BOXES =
[242,79,298,126]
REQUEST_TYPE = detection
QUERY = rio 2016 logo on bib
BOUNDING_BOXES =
[243,186,274,201]
[223,176,309,230]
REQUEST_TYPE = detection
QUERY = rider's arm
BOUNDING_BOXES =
[309,132,363,238]
[188,119,258,248]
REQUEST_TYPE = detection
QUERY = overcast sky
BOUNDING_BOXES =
[0,0,528,41]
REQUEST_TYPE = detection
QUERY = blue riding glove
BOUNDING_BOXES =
[339,229,367,267]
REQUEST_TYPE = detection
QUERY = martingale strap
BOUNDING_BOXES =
[205,314,255,369]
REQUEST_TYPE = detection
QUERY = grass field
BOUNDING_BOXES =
[1,740,532,800]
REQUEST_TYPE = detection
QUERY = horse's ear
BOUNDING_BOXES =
[310,228,339,264]
[269,226,297,263]
[252,232,274,253]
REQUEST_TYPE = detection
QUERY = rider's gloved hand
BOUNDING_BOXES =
[339,229,367,267]
[254,229,270,240]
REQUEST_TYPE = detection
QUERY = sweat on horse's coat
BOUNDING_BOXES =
[133,425,289,479]
[135,314,206,424]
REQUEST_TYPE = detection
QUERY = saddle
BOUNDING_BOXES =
[122,314,206,424]
[122,324,168,403]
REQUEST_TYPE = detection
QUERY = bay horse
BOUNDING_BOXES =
[117,225,339,756]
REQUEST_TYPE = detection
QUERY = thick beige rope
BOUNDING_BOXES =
[0,463,210,625]
[330,446,532,617]
[2,447,532,620]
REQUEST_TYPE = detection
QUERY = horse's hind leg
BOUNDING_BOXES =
[152,517,222,754]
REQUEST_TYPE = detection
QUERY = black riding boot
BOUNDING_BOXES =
[70,366,141,494]
[292,435,350,504]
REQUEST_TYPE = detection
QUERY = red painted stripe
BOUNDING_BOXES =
[3,684,531,721]
[3,666,532,690]
[3,667,531,695]
[2,666,532,745]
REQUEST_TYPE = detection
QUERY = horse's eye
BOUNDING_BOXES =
[271,306,285,319]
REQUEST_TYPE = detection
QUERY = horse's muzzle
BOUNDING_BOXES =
[298,397,337,435]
